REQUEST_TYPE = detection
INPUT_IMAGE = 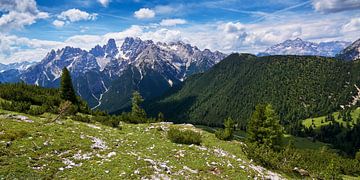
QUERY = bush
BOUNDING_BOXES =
[167,127,202,145]
[242,142,360,179]
[72,115,91,123]
[27,105,47,115]
[0,129,28,141]
[91,115,120,128]
[115,112,158,124]
[356,150,360,161]
[215,129,233,140]
[59,101,78,116]
[215,117,235,141]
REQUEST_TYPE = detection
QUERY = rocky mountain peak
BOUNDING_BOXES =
[104,39,118,57]
[89,45,105,57]
[336,38,360,61]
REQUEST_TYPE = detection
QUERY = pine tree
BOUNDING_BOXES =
[157,112,165,121]
[215,117,235,141]
[247,104,283,149]
[131,91,146,120]
[60,68,77,104]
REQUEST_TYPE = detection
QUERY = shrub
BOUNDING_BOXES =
[215,117,235,141]
[72,115,91,123]
[356,149,360,161]
[242,142,360,179]
[167,127,202,145]
[59,101,78,116]
[115,112,158,124]
[27,105,47,115]
[215,129,233,140]
[91,115,120,128]
[0,129,28,141]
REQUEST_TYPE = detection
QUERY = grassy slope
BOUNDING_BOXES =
[302,107,360,128]
[0,110,287,179]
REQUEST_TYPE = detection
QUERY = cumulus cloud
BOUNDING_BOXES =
[2,9,359,64]
[64,35,104,50]
[0,0,49,31]
[220,22,246,33]
[52,20,65,27]
[58,9,97,23]
[312,0,360,13]
[134,8,155,19]
[0,33,64,63]
[98,0,110,7]
[342,17,360,32]
[160,19,187,26]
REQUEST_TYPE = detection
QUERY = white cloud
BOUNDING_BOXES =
[160,19,187,26]
[134,8,155,19]
[98,0,110,7]
[64,35,104,50]
[342,17,360,32]
[52,20,65,27]
[1,9,359,64]
[0,0,49,31]
[103,25,144,42]
[0,33,64,63]
[58,9,97,22]
[220,22,246,33]
[154,5,176,14]
[312,0,360,13]
[142,29,182,42]
[3,48,50,63]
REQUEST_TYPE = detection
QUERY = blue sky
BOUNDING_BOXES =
[0,0,359,63]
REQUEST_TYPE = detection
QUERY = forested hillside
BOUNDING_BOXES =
[147,54,360,126]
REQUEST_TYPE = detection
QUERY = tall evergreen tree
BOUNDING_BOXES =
[247,104,283,149]
[60,68,77,104]
[131,91,146,120]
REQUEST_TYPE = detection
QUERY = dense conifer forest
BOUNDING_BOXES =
[147,54,360,127]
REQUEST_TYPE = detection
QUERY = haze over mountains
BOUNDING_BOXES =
[258,38,350,57]
[0,61,36,72]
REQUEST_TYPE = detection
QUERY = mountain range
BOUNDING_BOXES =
[4,37,225,112]
[258,38,350,57]
[0,61,36,72]
[1,37,359,114]
[336,38,360,61]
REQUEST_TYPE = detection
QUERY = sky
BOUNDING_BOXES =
[0,0,359,64]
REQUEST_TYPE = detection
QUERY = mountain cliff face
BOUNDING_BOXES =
[10,37,225,112]
[258,38,350,57]
[336,38,360,61]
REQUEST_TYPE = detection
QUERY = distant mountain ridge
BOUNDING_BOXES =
[2,37,225,112]
[0,61,36,72]
[336,38,360,61]
[258,38,350,57]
